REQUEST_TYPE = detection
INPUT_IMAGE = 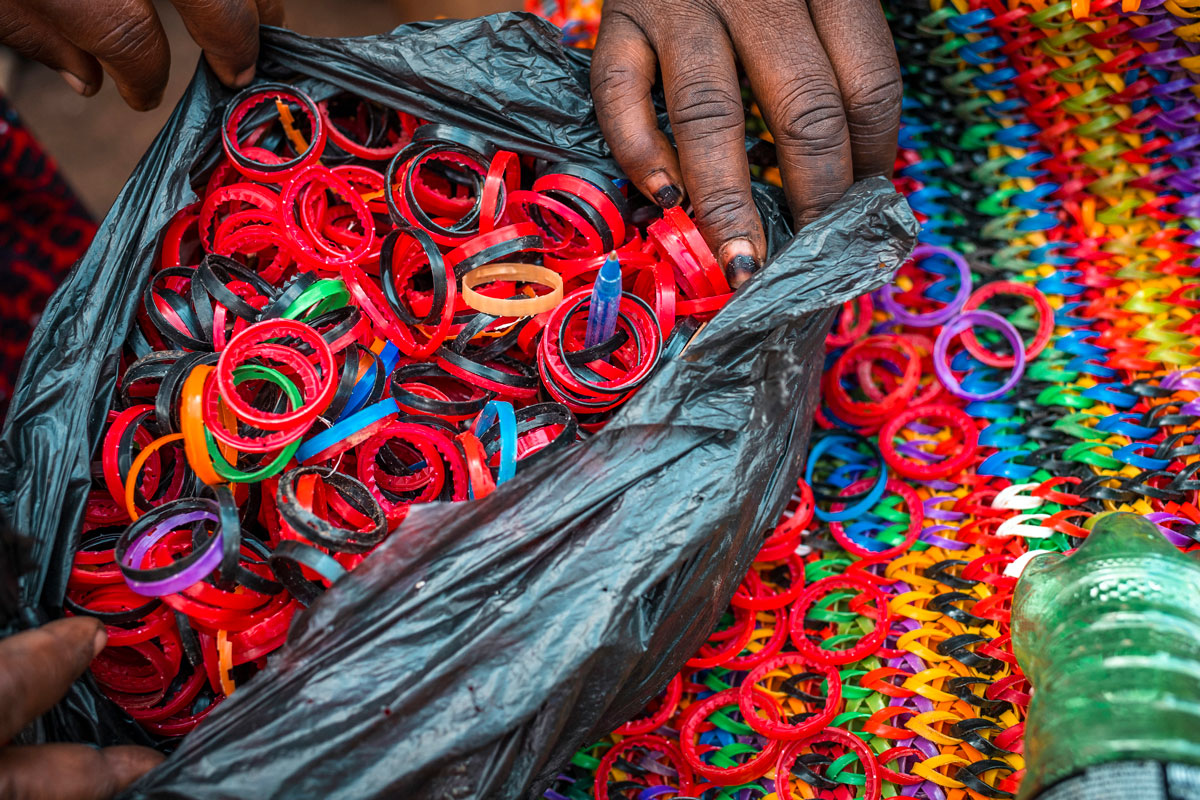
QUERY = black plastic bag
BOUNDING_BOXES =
[0,13,917,798]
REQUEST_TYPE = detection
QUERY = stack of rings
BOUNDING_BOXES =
[72,81,736,735]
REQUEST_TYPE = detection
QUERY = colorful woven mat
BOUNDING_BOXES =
[528,1,1200,798]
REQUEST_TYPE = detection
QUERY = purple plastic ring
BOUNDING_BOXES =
[918,477,963,492]
[877,245,973,328]
[1144,513,1197,548]
[919,524,968,550]
[933,310,1025,401]
[897,439,944,463]
[117,501,224,597]
[924,495,966,521]
[1162,369,1200,392]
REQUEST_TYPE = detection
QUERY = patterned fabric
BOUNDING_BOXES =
[0,92,96,423]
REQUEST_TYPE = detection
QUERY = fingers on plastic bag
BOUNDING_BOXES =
[726,3,853,229]
[0,617,104,745]
[654,13,766,272]
[0,743,164,800]
[170,0,262,87]
[27,0,170,110]
[0,3,103,96]
[591,12,685,210]
[807,0,902,181]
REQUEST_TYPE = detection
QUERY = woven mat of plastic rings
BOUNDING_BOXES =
[524,0,1200,798]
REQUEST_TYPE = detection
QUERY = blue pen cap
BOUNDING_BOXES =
[585,251,623,349]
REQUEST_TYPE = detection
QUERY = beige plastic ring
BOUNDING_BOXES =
[460,262,564,317]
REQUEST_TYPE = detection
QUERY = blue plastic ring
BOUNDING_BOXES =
[806,435,889,522]
[296,398,399,463]
[473,400,518,485]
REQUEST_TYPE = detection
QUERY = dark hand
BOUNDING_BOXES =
[0,617,164,800]
[591,0,901,286]
[0,0,283,109]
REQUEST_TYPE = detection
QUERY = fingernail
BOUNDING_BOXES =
[725,255,760,289]
[130,91,164,112]
[233,66,256,88]
[653,184,682,209]
[58,70,95,97]
[92,626,108,658]
[720,239,761,289]
[644,171,682,208]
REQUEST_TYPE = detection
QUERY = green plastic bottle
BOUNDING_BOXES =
[1012,512,1200,800]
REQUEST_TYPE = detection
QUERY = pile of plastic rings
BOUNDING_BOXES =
[67,81,737,736]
